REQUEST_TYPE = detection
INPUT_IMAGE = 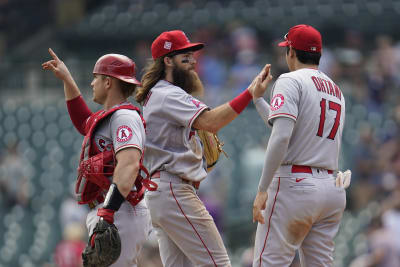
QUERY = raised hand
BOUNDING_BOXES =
[42,48,81,100]
[42,48,73,82]
[249,64,273,99]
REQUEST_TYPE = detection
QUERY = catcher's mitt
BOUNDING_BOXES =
[197,130,228,172]
[82,219,121,267]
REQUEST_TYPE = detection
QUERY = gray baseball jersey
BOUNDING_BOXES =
[143,80,231,267]
[87,102,151,267]
[268,68,345,171]
[94,103,145,154]
[143,80,209,181]
[253,68,346,267]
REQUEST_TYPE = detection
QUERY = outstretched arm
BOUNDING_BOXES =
[42,48,92,135]
[193,64,273,133]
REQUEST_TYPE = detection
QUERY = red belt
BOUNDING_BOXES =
[291,165,333,174]
[151,171,200,190]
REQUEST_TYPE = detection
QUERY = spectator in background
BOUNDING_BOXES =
[227,27,262,98]
[381,190,400,253]
[194,28,229,106]
[350,124,380,210]
[0,140,33,207]
[349,216,400,267]
[59,183,88,232]
[366,35,400,112]
[54,223,86,267]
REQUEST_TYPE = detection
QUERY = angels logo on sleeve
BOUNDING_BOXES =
[270,94,285,111]
[116,125,133,143]
[187,95,202,108]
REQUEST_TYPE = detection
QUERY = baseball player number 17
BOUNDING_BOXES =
[317,98,341,140]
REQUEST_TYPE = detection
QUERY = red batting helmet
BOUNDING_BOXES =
[93,54,141,85]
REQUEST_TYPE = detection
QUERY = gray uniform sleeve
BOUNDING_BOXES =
[110,111,145,154]
[162,91,208,128]
[258,117,295,192]
[268,76,300,126]
[254,97,271,126]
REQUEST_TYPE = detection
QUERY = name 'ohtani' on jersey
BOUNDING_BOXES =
[311,76,342,100]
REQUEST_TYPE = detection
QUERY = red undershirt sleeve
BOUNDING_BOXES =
[66,95,93,136]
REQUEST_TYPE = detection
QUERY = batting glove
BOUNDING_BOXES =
[335,170,352,189]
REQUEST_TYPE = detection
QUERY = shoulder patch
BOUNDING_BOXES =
[116,125,133,142]
[187,95,202,108]
[270,94,285,111]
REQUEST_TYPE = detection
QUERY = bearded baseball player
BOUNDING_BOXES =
[42,49,156,267]
[135,30,272,267]
[251,24,351,267]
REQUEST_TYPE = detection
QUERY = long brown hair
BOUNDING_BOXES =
[135,58,165,104]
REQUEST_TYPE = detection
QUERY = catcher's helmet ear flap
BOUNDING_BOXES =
[93,54,141,85]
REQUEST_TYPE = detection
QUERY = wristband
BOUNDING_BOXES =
[229,89,252,114]
[102,183,125,211]
[97,208,116,224]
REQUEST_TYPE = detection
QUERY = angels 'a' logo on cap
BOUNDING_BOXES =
[270,94,285,111]
[164,41,172,50]
[311,47,317,51]
[116,125,133,142]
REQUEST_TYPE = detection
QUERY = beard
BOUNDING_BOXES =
[172,65,204,97]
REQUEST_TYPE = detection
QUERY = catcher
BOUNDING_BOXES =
[42,49,156,267]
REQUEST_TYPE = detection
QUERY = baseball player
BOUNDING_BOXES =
[42,49,155,267]
[251,24,348,267]
[135,30,272,267]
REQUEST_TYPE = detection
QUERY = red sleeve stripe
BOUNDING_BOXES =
[268,113,297,120]
[188,106,208,128]
[115,144,142,154]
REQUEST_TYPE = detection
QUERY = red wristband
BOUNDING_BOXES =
[97,208,116,224]
[229,89,252,114]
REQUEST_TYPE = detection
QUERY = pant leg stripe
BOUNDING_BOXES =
[258,177,281,267]
[170,182,218,267]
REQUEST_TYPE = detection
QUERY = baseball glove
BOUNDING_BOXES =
[197,130,227,172]
[82,219,121,267]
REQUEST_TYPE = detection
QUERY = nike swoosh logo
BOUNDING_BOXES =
[296,178,305,182]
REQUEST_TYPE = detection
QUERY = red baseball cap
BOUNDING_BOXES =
[151,30,204,59]
[278,24,322,53]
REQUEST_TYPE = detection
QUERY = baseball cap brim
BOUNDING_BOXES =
[278,40,290,47]
[118,76,142,86]
[175,42,204,53]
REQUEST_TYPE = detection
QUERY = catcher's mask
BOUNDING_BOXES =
[76,149,115,202]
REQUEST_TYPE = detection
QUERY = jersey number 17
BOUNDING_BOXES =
[317,98,341,140]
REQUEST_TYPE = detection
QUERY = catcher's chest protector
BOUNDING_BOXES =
[75,104,149,206]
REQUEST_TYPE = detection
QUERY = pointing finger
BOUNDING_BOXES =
[48,48,60,61]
